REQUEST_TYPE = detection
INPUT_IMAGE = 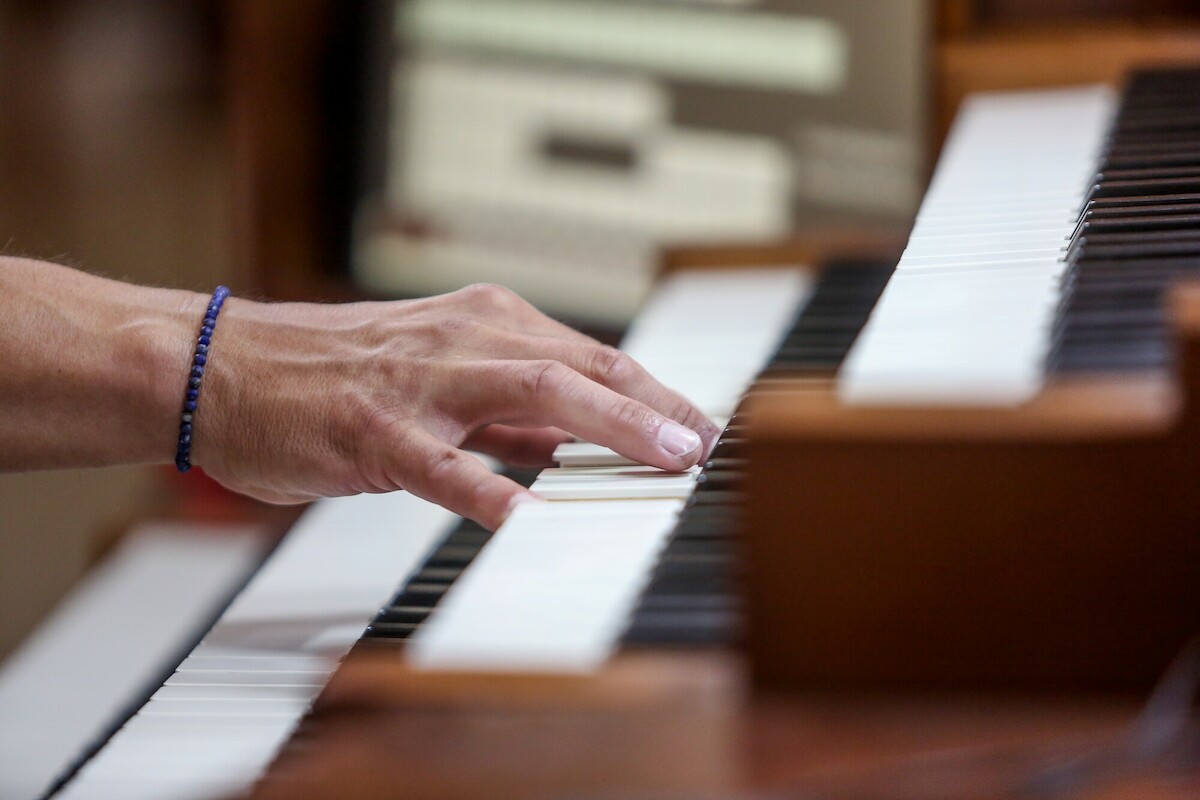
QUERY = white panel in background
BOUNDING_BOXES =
[356,227,656,326]
[401,0,847,93]
[361,56,797,324]
[395,56,793,240]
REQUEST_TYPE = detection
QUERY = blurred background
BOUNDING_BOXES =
[3,0,1200,662]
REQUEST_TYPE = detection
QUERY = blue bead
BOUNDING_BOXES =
[175,285,231,474]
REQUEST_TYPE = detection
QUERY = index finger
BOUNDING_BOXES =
[447,360,711,472]
[485,333,722,457]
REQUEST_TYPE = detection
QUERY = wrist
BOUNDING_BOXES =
[184,295,257,474]
[170,286,232,472]
[0,257,227,471]
[118,284,213,466]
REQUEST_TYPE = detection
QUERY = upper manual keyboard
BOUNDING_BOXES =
[842,86,1116,405]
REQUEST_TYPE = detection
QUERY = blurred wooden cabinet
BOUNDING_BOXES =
[936,1,1200,144]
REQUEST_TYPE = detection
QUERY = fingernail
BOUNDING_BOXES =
[657,421,702,459]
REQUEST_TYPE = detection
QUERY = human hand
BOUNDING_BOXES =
[193,284,720,529]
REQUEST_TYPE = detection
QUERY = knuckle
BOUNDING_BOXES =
[349,405,407,488]
[695,414,723,441]
[678,404,721,439]
[424,446,469,485]
[460,282,520,311]
[612,397,655,434]
[658,393,717,438]
[356,399,397,443]
[590,346,638,386]
[521,359,570,400]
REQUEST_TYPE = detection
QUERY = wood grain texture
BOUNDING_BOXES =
[251,650,740,800]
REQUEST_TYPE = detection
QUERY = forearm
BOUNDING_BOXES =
[0,257,207,470]
[0,259,718,530]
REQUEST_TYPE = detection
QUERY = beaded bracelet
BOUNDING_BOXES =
[175,285,230,473]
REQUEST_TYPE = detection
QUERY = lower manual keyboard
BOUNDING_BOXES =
[54,267,824,798]
[399,262,895,671]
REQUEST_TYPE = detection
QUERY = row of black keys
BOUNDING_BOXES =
[362,261,895,648]
[1049,66,1200,372]
[622,260,894,646]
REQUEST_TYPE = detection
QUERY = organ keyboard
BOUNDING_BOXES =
[48,267,819,800]
[747,66,1200,693]
[41,65,1200,797]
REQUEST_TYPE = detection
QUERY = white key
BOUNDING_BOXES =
[410,500,683,672]
[552,441,639,467]
[531,465,699,500]
[59,490,457,800]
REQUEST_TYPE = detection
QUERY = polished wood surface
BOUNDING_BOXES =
[249,654,1196,799]
[745,691,1178,799]
[251,651,740,800]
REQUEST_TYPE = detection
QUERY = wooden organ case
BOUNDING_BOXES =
[746,288,1200,693]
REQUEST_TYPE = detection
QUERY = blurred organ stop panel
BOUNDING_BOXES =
[354,0,928,325]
